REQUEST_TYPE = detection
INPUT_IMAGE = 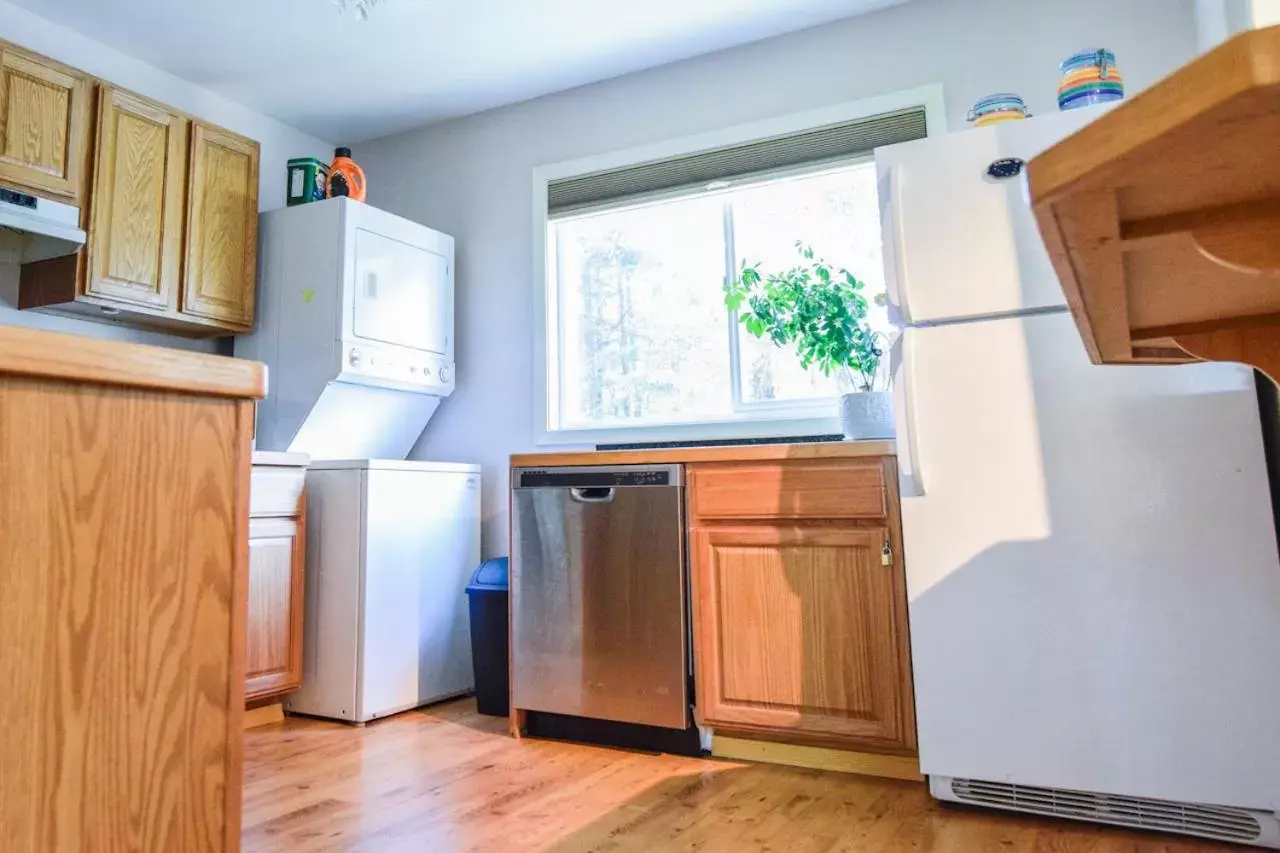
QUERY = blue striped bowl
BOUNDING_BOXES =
[967,93,1031,123]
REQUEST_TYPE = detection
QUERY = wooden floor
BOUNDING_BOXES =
[243,699,1237,853]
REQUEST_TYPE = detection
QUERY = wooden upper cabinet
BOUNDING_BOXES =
[0,45,91,201]
[86,87,188,310]
[182,122,259,330]
[691,523,915,752]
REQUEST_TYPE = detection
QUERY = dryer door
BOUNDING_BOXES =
[352,227,450,355]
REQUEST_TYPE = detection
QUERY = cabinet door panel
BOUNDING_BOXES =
[87,88,187,309]
[246,514,305,701]
[0,47,90,200]
[692,524,912,749]
[182,122,258,328]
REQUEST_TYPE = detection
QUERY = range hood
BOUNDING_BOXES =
[0,186,86,263]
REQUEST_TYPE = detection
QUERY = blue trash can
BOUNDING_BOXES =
[466,557,509,717]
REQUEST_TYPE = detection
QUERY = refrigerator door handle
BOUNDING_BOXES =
[891,331,924,497]
[878,164,912,328]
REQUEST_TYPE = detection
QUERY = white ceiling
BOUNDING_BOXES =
[11,0,910,143]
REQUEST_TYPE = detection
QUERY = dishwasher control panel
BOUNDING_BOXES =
[515,465,682,489]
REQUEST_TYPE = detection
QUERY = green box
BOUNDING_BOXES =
[286,157,329,206]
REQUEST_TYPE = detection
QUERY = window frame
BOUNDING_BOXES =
[531,85,947,447]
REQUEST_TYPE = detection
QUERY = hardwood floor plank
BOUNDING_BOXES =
[242,699,1247,853]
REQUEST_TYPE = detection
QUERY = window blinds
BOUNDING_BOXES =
[547,106,928,217]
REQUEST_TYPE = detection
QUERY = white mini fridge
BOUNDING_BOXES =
[285,459,482,723]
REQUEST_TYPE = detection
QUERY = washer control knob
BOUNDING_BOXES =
[348,348,362,367]
[438,365,454,385]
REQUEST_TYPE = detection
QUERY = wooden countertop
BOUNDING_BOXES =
[510,440,895,467]
[0,325,266,399]
[1028,26,1280,374]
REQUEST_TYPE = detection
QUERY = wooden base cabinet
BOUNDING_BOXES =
[0,325,264,853]
[245,512,305,701]
[689,458,916,754]
[245,454,308,703]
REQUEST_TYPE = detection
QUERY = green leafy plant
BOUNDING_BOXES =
[724,242,888,393]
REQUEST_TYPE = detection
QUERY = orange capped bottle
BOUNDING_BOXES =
[326,147,367,202]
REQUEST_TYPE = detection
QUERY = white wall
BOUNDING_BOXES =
[1252,0,1280,25]
[357,0,1199,556]
[1195,0,1279,50]
[0,0,333,352]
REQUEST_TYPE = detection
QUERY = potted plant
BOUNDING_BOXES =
[723,243,894,440]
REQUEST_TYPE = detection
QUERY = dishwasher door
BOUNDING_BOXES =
[512,465,688,729]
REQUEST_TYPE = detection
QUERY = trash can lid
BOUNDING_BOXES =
[467,557,509,593]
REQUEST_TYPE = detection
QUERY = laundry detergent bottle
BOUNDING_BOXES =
[326,147,367,202]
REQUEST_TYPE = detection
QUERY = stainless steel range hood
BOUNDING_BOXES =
[0,185,85,263]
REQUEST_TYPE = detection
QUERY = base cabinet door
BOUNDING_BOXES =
[691,524,914,750]
[245,514,305,701]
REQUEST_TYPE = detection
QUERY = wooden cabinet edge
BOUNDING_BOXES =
[0,324,265,398]
[711,735,923,782]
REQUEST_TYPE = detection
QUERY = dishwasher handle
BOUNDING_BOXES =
[569,487,615,504]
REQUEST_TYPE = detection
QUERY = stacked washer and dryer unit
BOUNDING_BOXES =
[237,197,480,724]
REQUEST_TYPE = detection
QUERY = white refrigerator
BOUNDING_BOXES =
[284,460,482,723]
[877,108,1280,846]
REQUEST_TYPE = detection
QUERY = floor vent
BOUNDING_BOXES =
[945,777,1263,845]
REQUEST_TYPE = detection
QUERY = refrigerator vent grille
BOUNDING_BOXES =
[950,778,1262,843]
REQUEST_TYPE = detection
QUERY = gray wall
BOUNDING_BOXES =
[0,0,332,353]
[357,0,1200,556]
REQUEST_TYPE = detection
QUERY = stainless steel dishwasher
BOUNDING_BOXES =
[511,465,688,730]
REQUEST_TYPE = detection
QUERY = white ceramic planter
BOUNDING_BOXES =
[840,391,895,440]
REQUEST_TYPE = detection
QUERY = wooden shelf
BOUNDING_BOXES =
[1028,26,1280,379]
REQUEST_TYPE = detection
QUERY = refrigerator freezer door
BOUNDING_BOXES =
[899,312,1280,810]
[878,109,1104,326]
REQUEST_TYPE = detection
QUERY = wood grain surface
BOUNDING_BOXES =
[688,460,887,521]
[1028,26,1280,368]
[691,524,910,751]
[510,440,894,468]
[244,500,306,702]
[0,324,266,399]
[0,42,90,201]
[182,122,259,329]
[87,86,188,310]
[711,735,924,782]
[241,699,1231,852]
[0,374,255,852]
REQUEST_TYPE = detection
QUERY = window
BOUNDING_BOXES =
[535,90,942,444]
